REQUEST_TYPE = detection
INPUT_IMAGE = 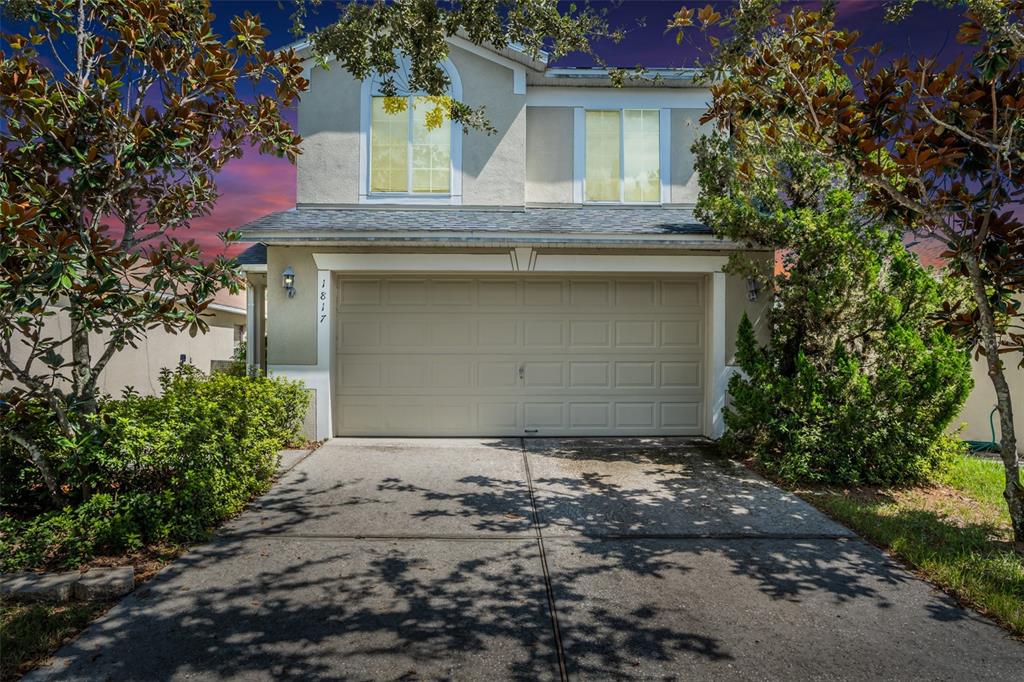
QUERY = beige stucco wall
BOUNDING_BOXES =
[296,45,526,207]
[670,109,709,205]
[2,308,242,398]
[296,63,362,205]
[451,45,526,206]
[954,355,1024,444]
[724,256,772,363]
[521,106,709,206]
[525,107,574,204]
[266,246,319,365]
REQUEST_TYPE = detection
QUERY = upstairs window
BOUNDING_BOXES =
[584,109,660,203]
[361,54,462,204]
[370,96,452,194]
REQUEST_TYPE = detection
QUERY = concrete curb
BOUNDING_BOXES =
[1,567,135,603]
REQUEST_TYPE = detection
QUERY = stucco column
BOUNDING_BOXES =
[314,269,334,440]
[705,271,727,438]
[246,279,266,373]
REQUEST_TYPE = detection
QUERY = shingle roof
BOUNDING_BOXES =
[235,243,267,265]
[238,206,710,237]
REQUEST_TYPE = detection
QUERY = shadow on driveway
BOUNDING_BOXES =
[26,438,1023,681]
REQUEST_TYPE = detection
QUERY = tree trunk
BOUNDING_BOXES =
[963,252,1024,549]
[8,432,65,505]
[70,313,98,415]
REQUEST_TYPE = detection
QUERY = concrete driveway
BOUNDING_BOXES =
[29,438,1022,680]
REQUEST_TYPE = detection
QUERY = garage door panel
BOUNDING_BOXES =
[524,280,565,306]
[478,402,519,430]
[615,280,657,307]
[478,319,518,346]
[477,280,519,306]
[615,321,657,347]
[570,280,610,306]
[525,402,565,428]
[615,402,656,428]
[615,362,656,388]
[386,280,428,305]
[524,320,564,347]
[340,320,380,347]
[662,402,702,429]
[662,319,703,348]
[569,320,611,348]
[661,280,702,308]
[661,361,702,389]
[339,360,381,388]
[569,362,610,388]
[570,402,611,429]
[338,280,381,305]
[430,280,474,305]
[335,276,706,436]
[524,362,564,388]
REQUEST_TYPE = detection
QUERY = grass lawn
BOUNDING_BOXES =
[796,455,1024,637]
[0,600,111,681]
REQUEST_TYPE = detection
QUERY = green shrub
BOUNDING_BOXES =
[693,135,973,486]
[1,367,307,570]
[724,313,972,485]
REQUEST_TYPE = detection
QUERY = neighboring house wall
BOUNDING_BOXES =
[955,355,1024,445]
[3,308,243,397]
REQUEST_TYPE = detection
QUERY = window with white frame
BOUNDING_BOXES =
[370,95,452,194]
[361,55,462,202]
[584,109,661,203]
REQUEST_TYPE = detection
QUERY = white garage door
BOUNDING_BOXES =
[334,275,706,436]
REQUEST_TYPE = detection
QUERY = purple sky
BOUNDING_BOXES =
[196,0,969,261]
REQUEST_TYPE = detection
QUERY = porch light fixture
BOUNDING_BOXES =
[746,276,761,302]
[282,266,296,298]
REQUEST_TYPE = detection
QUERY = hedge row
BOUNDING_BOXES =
[1,367,308,571]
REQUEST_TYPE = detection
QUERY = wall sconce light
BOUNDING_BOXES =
[282,266,296,298]
[746,276,761,302]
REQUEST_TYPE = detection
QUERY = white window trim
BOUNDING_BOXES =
[575,107,671,206]
[358,57,463,205]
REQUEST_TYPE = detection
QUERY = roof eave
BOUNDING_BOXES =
[238,231,742,251]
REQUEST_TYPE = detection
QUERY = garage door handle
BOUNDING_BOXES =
[518,363,525,381]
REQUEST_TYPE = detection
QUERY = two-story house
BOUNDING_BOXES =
[238,37,769,441]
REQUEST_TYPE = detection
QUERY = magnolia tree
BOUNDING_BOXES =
[0,0,306,498]
[294,0,617,130]
[0,0,608,503]
[675,0,1024,546]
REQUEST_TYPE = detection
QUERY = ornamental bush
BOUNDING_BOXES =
[0,367,308,570]
[725,313,972,485]
[694,135,973,486]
